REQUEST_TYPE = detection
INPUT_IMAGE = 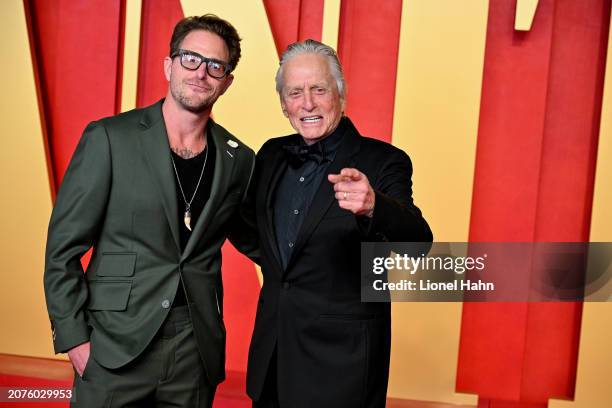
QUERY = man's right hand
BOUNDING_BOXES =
[67,341,91,377]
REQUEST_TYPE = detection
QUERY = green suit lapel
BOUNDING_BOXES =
[181,119,237,260]
[138,101,181,252]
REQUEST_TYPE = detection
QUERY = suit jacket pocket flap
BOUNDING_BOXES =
[88,281,132,311]
[96,252,136,276]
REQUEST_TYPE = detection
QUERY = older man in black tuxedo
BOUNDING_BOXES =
[246,39,433,408]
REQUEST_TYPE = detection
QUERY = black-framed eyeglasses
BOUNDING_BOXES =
[171,49,232,79]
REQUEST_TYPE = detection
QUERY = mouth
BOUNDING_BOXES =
[186,82,210,92]
[300,115,323,124]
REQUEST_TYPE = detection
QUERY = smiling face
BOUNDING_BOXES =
[279,53,344,145]
[164,29,233,113]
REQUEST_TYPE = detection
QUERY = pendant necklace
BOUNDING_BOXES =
[171,146,208,231]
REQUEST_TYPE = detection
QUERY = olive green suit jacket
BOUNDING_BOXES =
[44,100,257,385]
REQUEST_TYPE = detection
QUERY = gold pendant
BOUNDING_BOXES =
[184,210,192,231]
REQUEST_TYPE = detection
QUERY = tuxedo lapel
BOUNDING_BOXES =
[138,102,181,252]
[284,121,361,273]
[261,145,288,276]
[181,120,237,260]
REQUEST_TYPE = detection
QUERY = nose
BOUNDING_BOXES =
[302,91,315,111]
[195,62,208,79]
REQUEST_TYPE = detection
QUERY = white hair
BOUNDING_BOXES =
[275,39,346,99]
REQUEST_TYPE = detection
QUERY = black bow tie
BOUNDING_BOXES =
[282,143,328,168]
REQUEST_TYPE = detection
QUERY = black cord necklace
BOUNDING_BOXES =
[170,147,209,231]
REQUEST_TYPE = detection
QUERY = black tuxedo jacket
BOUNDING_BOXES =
[246,118,432,408]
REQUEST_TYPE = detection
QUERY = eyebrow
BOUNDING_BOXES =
[286,83,329,91]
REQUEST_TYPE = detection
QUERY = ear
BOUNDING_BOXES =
[163,56,173,82]
[219,74,234,95]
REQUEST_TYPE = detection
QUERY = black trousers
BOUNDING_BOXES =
[71,306,215,408]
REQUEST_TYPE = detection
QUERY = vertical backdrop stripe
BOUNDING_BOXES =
[337,0,402,142]
[550,5,612,406]
[459,0,610,405]
[25,0,124,189]
[136,0,183,108]
[263,0,324,58]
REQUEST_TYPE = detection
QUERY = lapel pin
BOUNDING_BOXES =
[227,140,239,149]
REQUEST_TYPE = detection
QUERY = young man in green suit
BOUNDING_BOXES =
[44,14,258,407]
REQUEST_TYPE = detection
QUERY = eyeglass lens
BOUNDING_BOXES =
[180,53,227,78]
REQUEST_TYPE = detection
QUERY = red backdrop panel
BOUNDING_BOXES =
[136,0,183,107]
[26,0,125,190]
[264,0,301,57]
[219,245,260,372]
[263,0,324,57]
[458,0,610,405]
[297,0,325,41]
[337,0,402,142]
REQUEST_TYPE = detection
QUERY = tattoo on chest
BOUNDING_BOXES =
[172,146,201,159]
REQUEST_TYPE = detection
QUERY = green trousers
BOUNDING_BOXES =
[71,306,215,407]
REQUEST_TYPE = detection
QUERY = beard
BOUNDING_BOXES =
[170,80,218,113]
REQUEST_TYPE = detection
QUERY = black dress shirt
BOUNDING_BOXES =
[273,118,347,270]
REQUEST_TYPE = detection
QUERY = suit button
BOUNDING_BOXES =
[161,299,170,309]
[282,282,290,289]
